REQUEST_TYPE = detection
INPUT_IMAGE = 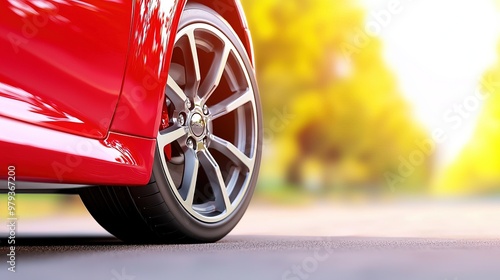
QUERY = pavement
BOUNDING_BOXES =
[2,199,500,280]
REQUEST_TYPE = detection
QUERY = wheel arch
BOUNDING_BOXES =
[109,0,188,140]
[110,0,254,140]
[106,0,254,184]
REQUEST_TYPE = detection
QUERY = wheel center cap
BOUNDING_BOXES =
[190,113,206,137]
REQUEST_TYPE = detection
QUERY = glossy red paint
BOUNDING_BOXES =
[0,0,253,187]
[110,0,187,139]
[0,115,155,185]
[0,0,132,139]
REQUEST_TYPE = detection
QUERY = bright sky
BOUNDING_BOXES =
[361,0,500,169]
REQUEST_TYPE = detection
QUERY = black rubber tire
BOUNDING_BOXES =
[79,3,262,244]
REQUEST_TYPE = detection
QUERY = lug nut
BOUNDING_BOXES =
[186,99,192,110]
[203,105,209,115]
[187,138,195,149]
[178,113,186,126]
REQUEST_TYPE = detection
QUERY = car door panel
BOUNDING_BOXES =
[0,0,132,138]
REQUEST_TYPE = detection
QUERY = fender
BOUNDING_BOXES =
[0,0,254,187]
[110,0,254,139]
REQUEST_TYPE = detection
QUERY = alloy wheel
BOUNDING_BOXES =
[157,23,259,223]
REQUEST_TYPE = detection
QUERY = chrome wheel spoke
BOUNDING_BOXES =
[210,135,253,171]
[157,125,187,149]
[182,29,201,96]
[167,75,187,108]
[198,148,232,213]
[200,44,231,102]
[211,89,253,120]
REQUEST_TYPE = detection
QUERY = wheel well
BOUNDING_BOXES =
[188,0,253,62]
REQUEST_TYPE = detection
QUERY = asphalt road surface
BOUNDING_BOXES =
[2,199,500,280]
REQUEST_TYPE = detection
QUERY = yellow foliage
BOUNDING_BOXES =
[434,42,500,195]
[242,0,430,191]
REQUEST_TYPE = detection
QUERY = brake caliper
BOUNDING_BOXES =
[160,102,172,160]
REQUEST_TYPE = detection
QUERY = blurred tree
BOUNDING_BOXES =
[434,1,500,195]
[242,0,431,192]
[434,41,500,195]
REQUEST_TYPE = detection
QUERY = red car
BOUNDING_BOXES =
[0,0,262,243]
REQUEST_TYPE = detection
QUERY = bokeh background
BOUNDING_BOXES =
[245,0,500,201]
[3,0,500,217]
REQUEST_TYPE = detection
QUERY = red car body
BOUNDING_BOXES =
[0,0,253,187]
